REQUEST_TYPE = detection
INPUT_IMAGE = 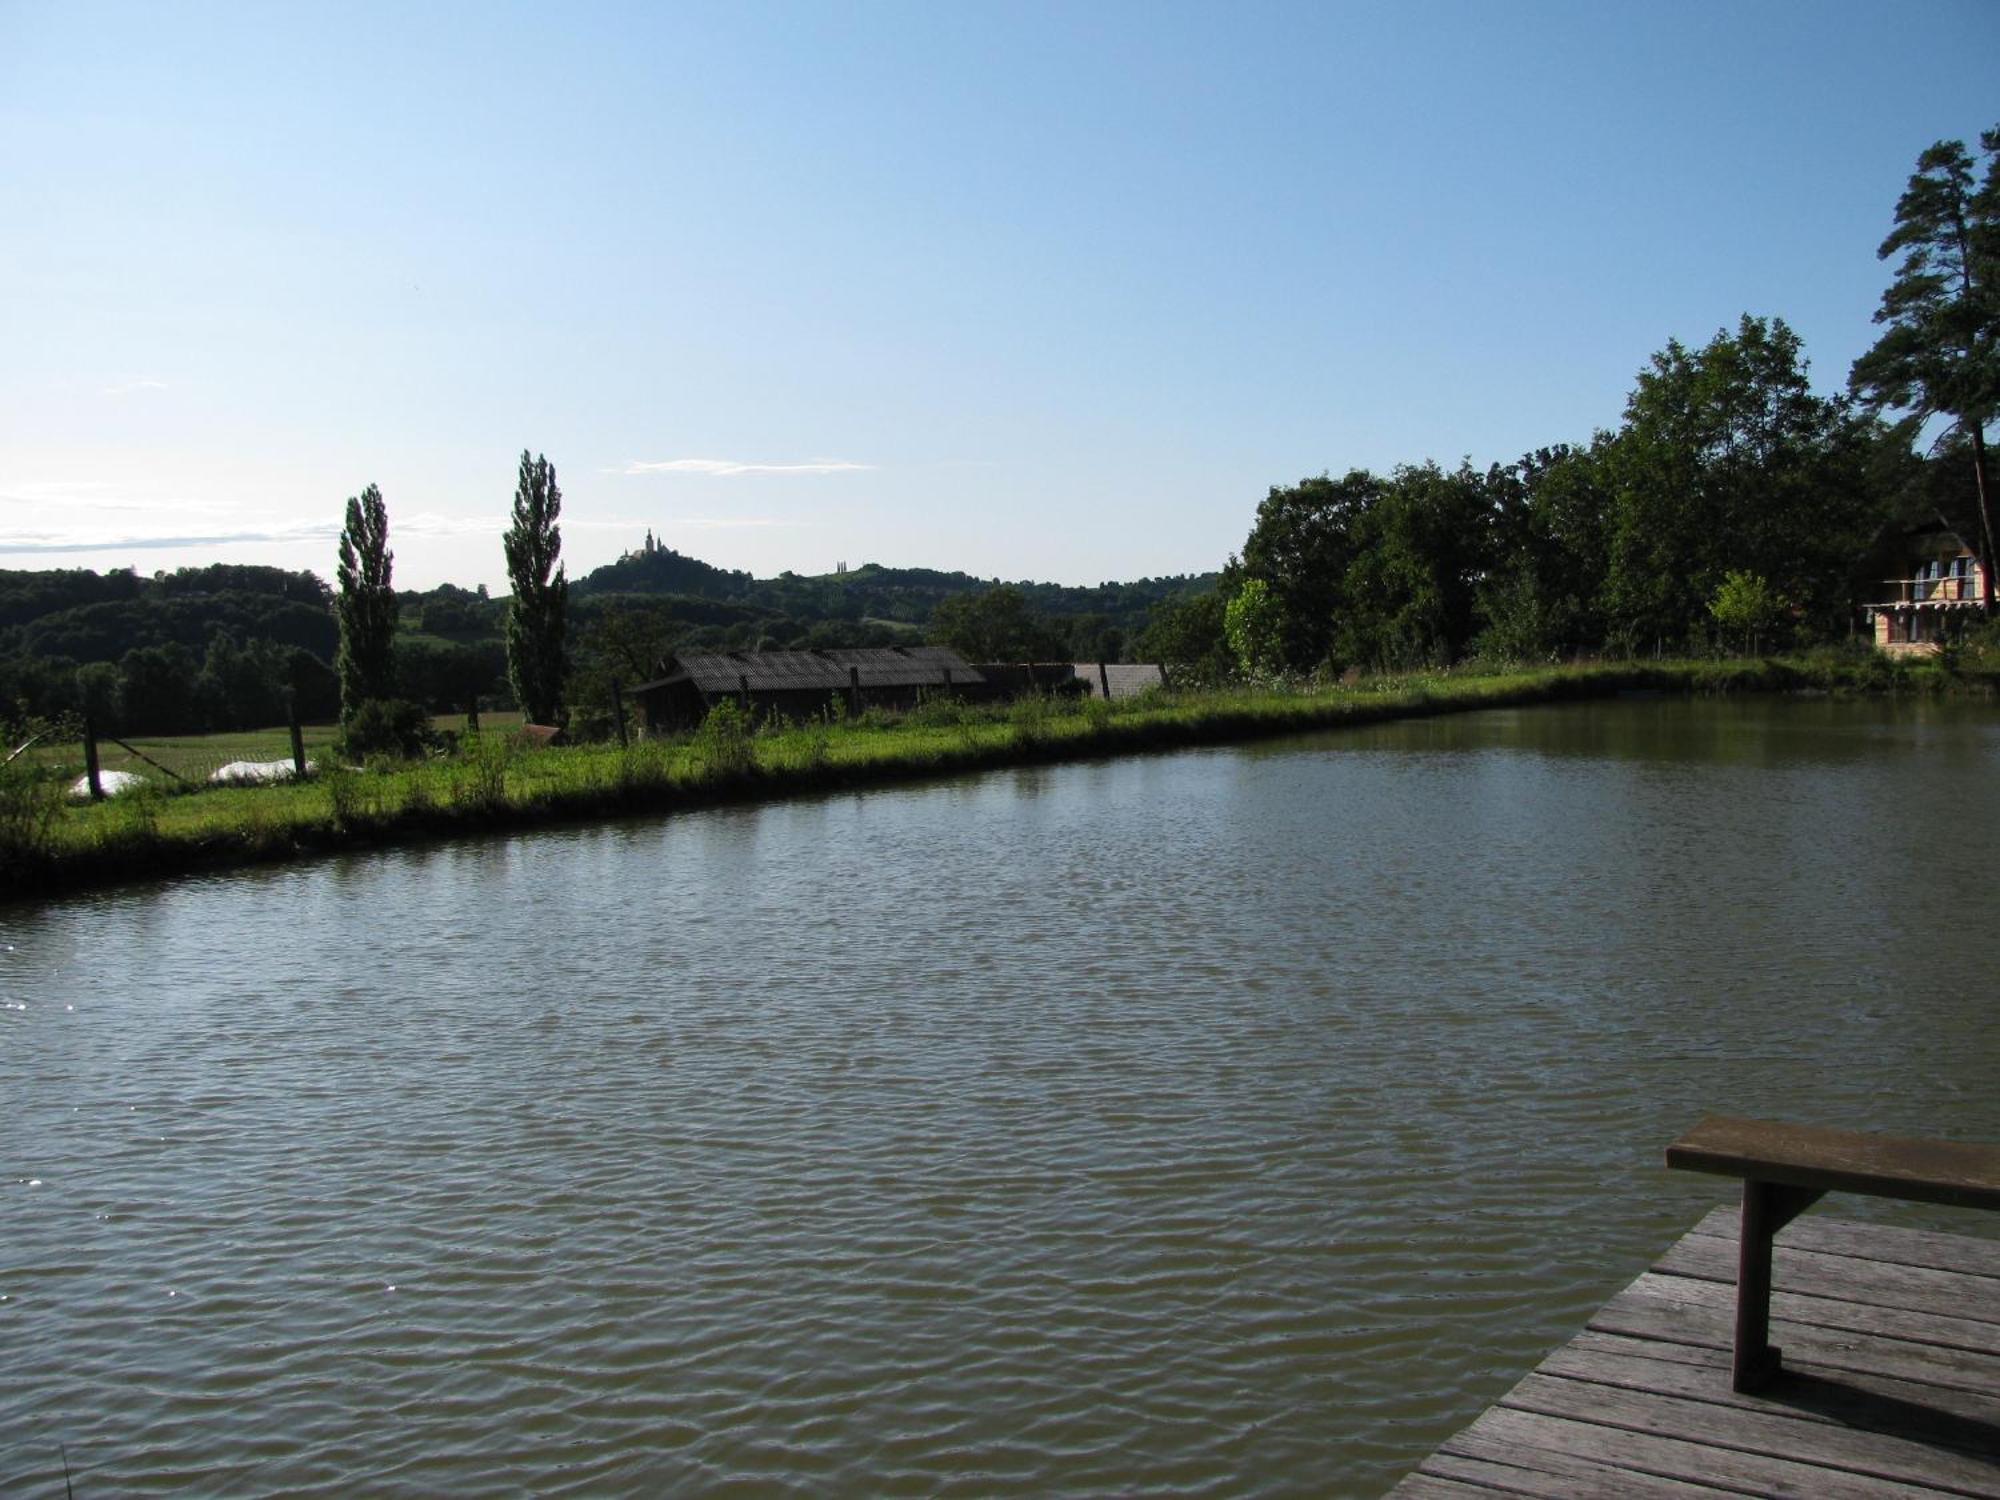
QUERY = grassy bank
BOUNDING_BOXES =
[5,656,1994,901]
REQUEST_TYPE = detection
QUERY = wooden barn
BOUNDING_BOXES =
[629,647,985,732]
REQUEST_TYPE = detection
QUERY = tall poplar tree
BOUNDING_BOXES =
[1850,127,2000,614]
[505,450,568,725]
[335,483,397,721]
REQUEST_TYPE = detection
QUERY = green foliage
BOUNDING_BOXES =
[1007,691,1055,745]
[906,692,969,728]
[23,662,2000,898]
[692,697,755,776]
[1133,590,1232,685]
[337,698,432,762]
[573,542,753,600]
[504,451,569,725]
[452,730,514,811]
[0,752,63,873]
[1850,126,2000,612]
[1223,578,1285,678]
[1474,563,1565,664]
[1707,570,1787,653]
[398,637,504,714]
[1238,470,1378,671]
[1476,444,1608,660]
[1335,461,1493,670]
[1600,314,1880,651]
[74,661,122,730]
[335,484,397,721]
[927,585,1068,660]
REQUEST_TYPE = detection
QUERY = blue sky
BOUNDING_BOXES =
[3,1,1995,592]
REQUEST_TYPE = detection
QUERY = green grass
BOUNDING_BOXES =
[4,655,1994,900]
[25,710,529,788]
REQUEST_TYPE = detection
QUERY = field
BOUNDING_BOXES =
[24,712,527,788]
[2,655,1990,901]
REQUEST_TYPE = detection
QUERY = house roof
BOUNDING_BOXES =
[633,647,984,695]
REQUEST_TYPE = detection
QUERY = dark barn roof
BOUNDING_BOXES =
[633,647,984,696]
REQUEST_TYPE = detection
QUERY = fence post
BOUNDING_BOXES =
[848,666,861,716]
[611,678,630,748]
[82,713,104,800]
[1098,660,1111,698]
[466,697,480,733]
[289,700,307,779]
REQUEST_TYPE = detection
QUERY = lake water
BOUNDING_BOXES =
[4,697,1998,1496]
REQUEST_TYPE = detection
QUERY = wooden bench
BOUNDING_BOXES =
[1665,1115,2000,1391]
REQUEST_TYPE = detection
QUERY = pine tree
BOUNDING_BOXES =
[1851,128,2000,614]
[505,451,568,724]
[335,484,397,721]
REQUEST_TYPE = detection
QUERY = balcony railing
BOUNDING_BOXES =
[1868,574,1985,608]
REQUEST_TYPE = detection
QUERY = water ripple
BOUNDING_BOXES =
[2,699,1997,1496]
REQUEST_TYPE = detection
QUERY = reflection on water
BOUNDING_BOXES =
[3,698,1997,1496]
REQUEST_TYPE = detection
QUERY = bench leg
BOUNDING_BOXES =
[1734,1179,1823,1392]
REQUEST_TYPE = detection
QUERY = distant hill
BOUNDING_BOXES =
[0,548,1222,733]
[574,542,1218,636]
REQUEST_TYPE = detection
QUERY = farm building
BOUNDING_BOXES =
[629,647,986,732]
[1073,662,1167,699]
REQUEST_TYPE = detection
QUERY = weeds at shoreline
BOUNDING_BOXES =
[8,656,1994,900]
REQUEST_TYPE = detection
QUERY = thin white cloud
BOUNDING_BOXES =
[0,507,504,554]
[621,457,872,478]
[0,521,339,554]
[102,377,169,396]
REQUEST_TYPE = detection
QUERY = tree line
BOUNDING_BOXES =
[4,127,1991,737]
[1135,127,1999,681]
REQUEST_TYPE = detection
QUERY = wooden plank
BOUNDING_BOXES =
[1592,1272,2000,1398]
[1403,1215,2000,1497]
[1420,1426,1743,1498]
[1501,1371,2000,1493]
[1687,1208,2000,1280]
[1658,1230,2000,1325]
[1557,1330,2000,1433]
[1443,1405,1956,1500]
[1603,1268,2000,1359]
[1666,1116,2000,1211]
[1384,1476,1507,1498]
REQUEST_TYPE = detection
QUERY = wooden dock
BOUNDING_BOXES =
[1389,1207,2000,1497]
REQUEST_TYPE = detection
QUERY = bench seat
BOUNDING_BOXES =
[1665,1115,2000,1391]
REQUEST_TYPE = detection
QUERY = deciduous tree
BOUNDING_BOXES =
[1601,316,1876,651]
[335,484,397,721]
[1237,470,1379,672]
[505,451,569,725]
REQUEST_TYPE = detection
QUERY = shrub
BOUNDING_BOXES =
[339,698,433,761]
[453,730,514,812]
[693,699,756,777]
[0,757,63,873]
[324,764,369,827]
[906,693,968,729]
[1008,692,1055,746]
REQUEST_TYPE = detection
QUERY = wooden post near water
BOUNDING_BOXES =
[82,713,104,800]
[466,697,481,733]
[289,702,307,780]
[611,678,630,748]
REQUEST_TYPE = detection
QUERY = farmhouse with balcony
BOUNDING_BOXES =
[1864,526,1992,654]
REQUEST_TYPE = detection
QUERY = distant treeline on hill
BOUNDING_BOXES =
[0,554,1220,737]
